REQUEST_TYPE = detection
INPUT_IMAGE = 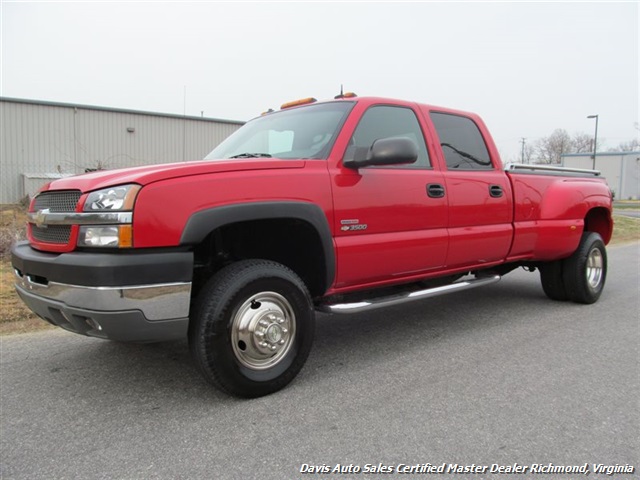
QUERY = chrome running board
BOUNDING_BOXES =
[317,275,501,314]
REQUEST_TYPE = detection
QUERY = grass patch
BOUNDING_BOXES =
[611,214,640,244]
[613,201,640,210]
[0,206,638,337]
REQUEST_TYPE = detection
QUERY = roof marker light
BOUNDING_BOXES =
[280,97,317,109]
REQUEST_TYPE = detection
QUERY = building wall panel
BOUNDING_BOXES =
[0,98,243,203]
[562,152,640,200]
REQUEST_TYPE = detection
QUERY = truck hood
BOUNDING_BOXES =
[39,159,306,193]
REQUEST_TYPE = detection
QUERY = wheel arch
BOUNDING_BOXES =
[180,202,335,297]
[584,207,613,245]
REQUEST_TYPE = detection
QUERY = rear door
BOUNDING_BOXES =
[428,111,513,268]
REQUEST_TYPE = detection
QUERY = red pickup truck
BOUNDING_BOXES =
[12,95,613,397]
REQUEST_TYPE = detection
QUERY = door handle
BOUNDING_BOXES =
[427,184,445,198]
[489,185,503,198]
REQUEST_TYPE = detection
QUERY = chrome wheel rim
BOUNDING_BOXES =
[231,292,295,370]
[586,247,604,290]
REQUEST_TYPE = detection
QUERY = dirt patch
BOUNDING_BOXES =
[0,261,52,335]
[0,206,28,259]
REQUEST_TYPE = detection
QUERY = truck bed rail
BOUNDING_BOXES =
[505,163,601,177]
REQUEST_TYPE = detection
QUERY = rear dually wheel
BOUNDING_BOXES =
[562,232,607,304]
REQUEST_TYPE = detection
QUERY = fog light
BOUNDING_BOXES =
[85,318,103,331]
[78,225,132,248]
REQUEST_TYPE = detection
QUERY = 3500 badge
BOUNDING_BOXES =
[340,219,368,231]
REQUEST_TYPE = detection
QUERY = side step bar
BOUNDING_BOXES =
[317,275,501,314]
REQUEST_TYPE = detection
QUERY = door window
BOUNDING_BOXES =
[430,112,493,170]
[346,106,431,168]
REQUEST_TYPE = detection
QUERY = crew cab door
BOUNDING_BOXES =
[330,104,449,290]
[428,111,513,268]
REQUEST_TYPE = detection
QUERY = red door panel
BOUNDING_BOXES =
[332,167,448,290]
[444,171,513,268]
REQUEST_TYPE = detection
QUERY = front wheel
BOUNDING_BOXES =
[189,260,315,398]
[562,232,608,304]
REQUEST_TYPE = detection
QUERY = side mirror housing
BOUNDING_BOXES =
[343,137,418,169]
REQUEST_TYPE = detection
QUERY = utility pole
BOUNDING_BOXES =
[520,138,526,164]
[183,86,187,162]
[587,115,599,170]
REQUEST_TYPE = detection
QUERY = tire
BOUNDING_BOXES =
[539,260,568,301]
[189,260,315,398]
[562,232,607,304]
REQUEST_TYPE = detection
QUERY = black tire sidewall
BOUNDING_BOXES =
[539,260,568,301]
[562,232,607,304]
[190,260,315,397]
[218,276,312,382]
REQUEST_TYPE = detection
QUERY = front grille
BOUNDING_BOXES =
[33,190,82,213]
[31,225,73,244]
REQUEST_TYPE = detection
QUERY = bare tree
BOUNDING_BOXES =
[528,123,639,163]
[522,143,535,164]
[535,129,572,164]
[571,132,593,153]
[610,138,640,152]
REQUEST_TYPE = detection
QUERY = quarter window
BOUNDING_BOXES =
[430,112,493,170]
[345,106,431,168]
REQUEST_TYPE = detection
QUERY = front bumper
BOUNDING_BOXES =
[11,242,193,342]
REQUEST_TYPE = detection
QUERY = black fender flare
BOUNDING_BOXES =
[180,201,335,293]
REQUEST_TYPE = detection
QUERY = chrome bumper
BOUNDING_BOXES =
[14,269,191,321]
[14,270,191,342]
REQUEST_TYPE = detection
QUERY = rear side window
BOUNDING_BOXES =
[346,106,431,168]
[430,112,493,170]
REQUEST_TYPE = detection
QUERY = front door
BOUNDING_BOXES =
[331,105,449,290]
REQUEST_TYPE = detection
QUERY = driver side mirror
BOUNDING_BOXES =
[343,137,418,169]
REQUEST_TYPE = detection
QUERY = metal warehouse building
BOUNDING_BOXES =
[0,97,244,204]
[561,152,640,200]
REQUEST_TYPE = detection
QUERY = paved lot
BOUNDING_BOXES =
[1,243,638,480]
[614,209,640,219]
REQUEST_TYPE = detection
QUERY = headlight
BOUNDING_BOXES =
[79,184,139,248]
[84,184,140,211]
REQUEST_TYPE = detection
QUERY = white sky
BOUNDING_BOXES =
[1,1,638,161]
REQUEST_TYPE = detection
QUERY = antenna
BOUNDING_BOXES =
[335,84,345,99]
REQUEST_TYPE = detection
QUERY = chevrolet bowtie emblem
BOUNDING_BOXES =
[33,209,50,228]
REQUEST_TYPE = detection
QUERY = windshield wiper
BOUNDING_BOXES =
[228,153,272,159]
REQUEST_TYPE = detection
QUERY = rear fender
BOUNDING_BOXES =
[536,180,612,259]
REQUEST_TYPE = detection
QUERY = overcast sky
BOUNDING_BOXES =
[2,1,638,161]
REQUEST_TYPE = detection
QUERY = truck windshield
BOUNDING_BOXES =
[205,101,354,160]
